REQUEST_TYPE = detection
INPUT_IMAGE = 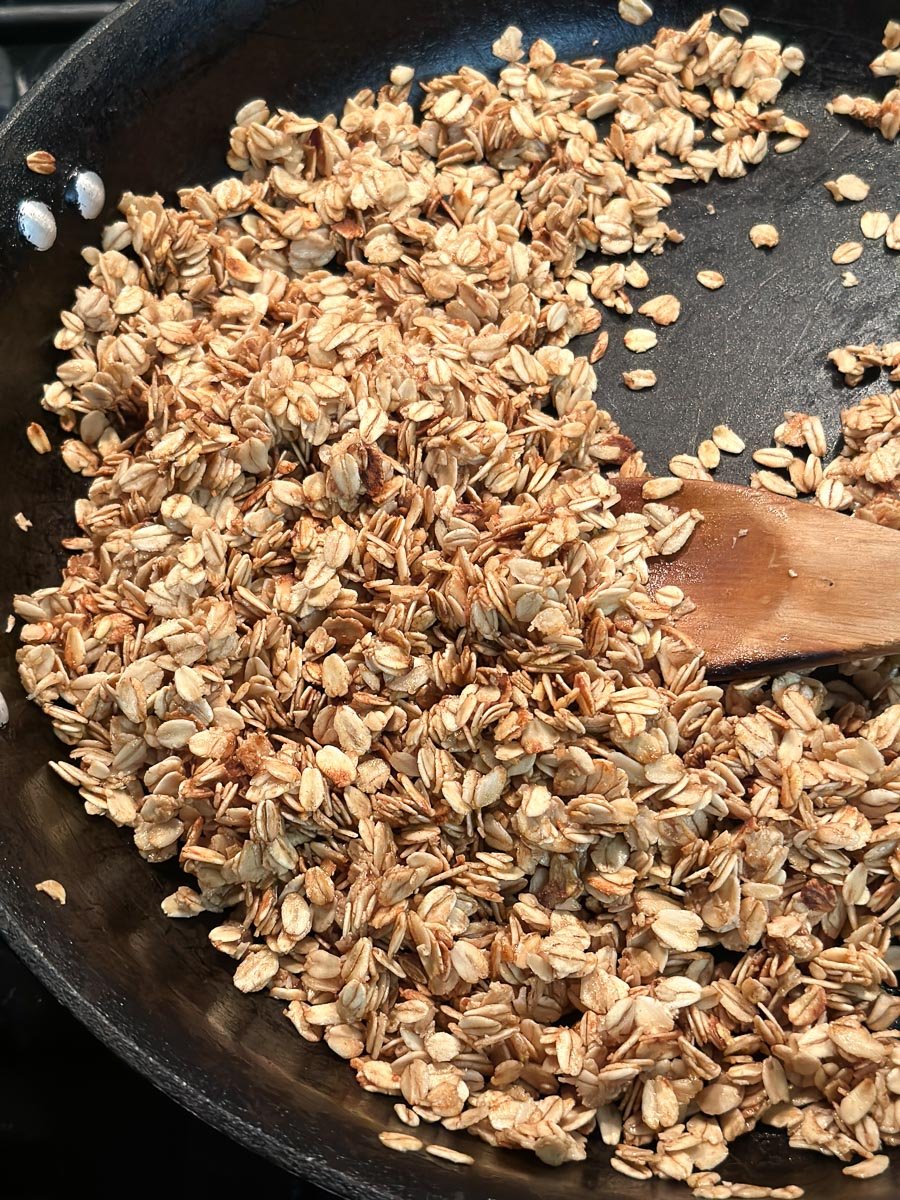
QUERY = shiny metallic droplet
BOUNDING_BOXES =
[17,198,57,250]
[70,169,105,220]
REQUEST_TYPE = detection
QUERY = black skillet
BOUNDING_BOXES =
[0,0,897,1196]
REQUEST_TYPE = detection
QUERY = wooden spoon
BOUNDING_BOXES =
[616,477,900,679]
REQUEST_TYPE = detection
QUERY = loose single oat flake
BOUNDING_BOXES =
[25,150,56,175]
[34,879,66,905]
[697,269,725,289]
[860,210,890,240]
[26,421,51,455]
[13,14,900,1198]
[638,293,681,326]
[379,1130,423,1153]
[623,328,658,353]
[618,0,654,26]
[749,222,779,248]
[623,368,657,389]
[712,424,745,454]
[697,439,721,470]
[832,240,864,265]
[718,6,748,32]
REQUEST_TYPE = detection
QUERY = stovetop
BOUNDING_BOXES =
[0,7,327,1196]
[1,940,314,1199]
[0,39,65,116]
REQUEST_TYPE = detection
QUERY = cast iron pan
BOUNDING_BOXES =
[0,0,897,1195]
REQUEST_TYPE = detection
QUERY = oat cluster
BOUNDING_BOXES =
[14,14,900,1197]
[743,356,900,519]
[828,20,900,142]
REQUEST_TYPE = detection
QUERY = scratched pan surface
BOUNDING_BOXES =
[0,0,897,1197]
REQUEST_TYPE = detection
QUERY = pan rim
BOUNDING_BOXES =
[0,0,142,138]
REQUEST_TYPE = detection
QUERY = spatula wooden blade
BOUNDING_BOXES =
[616,477,900,679]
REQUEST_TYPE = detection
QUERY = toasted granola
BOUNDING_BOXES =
[14,17,900,1195]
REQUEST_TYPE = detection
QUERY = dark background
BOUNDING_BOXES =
[0,5,322,1197]
[1,938,312,1199]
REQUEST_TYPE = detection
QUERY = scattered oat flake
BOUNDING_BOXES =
[697,439,721,470]
[623,369,656,389]
[623,328,657,352]
[425,1146,475,1166]
[26,150,56,175]
[843,1155,889,1179]
[841,271,859,288]
[753,446,793,468]
[885,19,900,50]
[611,1156,650,1180]
[491,25,524,62]
[781,45,805,74]
[871,47,900,77]
[669,453,712,480]
[389,65,415,87]
[749,223,779,248]
[697,269,724,289]
[589,329,609,363]
[5,615,14,634]
[754,469,798,497]
[824,173,870,202]
[26,421,51,454]
[638,293,680,325]
[618,0,653,26]
[13,512,31,531]
[832,240,863,264]
[860,210,890,239]
[719,6,748,32]
[712,424,745,454]
[642,476,682,499]
[379,1131,423,1153]
[885,213,900,249]
[35,879,66,905]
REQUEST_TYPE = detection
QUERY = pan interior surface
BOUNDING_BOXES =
[0,1,897,1197]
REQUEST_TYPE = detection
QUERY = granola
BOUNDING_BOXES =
[13,16,900,1196]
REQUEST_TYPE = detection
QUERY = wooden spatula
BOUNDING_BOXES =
[616,477,900,679]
